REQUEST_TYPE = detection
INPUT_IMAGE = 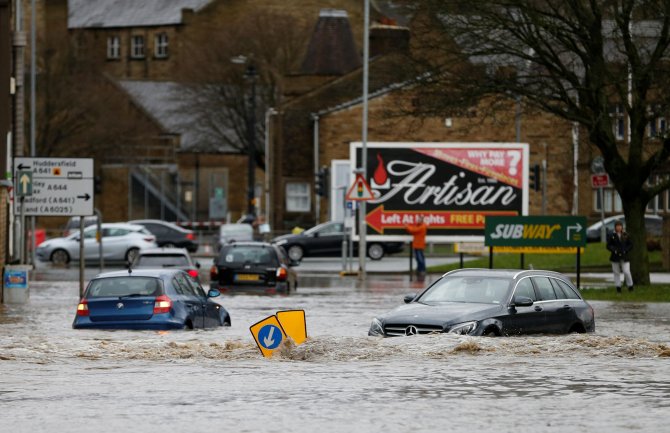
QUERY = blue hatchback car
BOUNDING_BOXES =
[73,269,230,330]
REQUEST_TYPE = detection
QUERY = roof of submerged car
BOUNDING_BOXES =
[443,268,571,280]
[92,269,184,279]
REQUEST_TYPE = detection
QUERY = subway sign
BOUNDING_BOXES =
[350,142,529,242]
[485,216,587,247]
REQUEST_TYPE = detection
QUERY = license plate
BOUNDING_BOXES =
[235,273,260,282]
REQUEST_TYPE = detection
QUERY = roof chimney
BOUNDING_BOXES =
[370,22,410,57]
[300,9,361,75]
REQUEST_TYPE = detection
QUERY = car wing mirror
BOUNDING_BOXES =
[404,293,416,303]
[511,296,534,308]
[208,289,221,298]
[312,232,319,238]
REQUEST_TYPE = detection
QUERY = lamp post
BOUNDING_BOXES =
[264,107,278,224]
[244,64,258,219]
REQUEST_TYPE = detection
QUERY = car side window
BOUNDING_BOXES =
[172,277,187,295]
[555,279,581,300]
[513,278,537,301]
[548,278,567,299]
[533,277,557,301]
[276,247,289,265]
[173,274,196,296]
[186,277,207,298]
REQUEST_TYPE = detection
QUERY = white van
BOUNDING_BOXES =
[217,224,254,250]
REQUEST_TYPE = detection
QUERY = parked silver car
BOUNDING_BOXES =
[36,223,157,265]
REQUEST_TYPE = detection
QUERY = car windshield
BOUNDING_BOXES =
[135,254,189,267]
[86,277,162,297]
[218,246,277,266]
[418,276,512,304]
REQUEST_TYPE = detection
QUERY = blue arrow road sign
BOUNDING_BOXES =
[258,324,282,349]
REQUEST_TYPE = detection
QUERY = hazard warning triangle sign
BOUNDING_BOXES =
[346,174,374,201]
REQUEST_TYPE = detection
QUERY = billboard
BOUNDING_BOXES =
[350,142,529,242]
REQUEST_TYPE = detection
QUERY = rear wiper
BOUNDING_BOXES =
[119,293,146,298]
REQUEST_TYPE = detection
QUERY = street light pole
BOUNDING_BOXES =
[245,64,258,218]
[264,107,277,224]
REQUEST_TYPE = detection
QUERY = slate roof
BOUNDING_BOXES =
[118,80,236,153]
[68,0,213,29]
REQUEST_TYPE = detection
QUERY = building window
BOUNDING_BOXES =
[107,36,120,59]
[131,35,145,59]
[610,104,625,141]
[285,182,310,212]
[154,33,169,58]
[593,188,622,213]
[649,117,667,138]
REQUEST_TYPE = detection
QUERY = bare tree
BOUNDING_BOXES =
[177,10,311,168]
[407,0,670,284]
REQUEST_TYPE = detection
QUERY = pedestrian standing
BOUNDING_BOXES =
[406,215,428,278]
[606,220,634,293]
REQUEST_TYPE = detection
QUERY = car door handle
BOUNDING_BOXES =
[561,305,572,310]
[534,306,543,312]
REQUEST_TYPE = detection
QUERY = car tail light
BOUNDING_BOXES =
[188,269,199,279]
[210,265,218,280]
[186,232,195,241]
[76,298,89,316]
[276,267,288,281]
[153,295,172,314]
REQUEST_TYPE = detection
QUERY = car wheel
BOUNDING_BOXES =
[287,245,304,261]
[51,249,70,265]
[367,243,385,260]
[125,248,140,263]
[483,327,499,337]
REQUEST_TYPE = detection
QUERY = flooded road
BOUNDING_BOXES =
[1,275,669,432]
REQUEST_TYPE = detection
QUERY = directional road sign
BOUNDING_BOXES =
[276,310,307,345]
[250,315,287,358]
[15,170,33,197]
[485,216,587,247]
[13,157,94,216]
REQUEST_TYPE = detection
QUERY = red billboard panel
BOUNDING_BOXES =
[350,142,529,242]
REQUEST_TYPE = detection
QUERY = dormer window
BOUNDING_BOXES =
[107,36,120,59]
[131,35,145,59]
[155,33,169,58]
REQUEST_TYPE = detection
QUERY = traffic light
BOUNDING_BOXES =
[529,164,540,191]
[315,166,329,197]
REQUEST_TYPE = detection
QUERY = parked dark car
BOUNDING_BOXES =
[131,247,201,281]
[272,221,404,261]
[586,214,662,242]
[128,219,198,253]
[368,269,595,337]
[73,269,230,330]
[209,242,298,294]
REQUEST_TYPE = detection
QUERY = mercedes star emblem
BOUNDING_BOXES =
[405,325,418,336]
[116,302,124,309]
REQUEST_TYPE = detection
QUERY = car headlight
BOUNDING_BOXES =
[448,321,478,335]
[275,239,287,246]
[368,318,384,337]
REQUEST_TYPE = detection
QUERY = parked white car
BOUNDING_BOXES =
[36,223,157,265]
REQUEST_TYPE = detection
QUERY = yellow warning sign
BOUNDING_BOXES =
[249,315,286,358]
[276,310,307,345]
[345,174,374,201]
